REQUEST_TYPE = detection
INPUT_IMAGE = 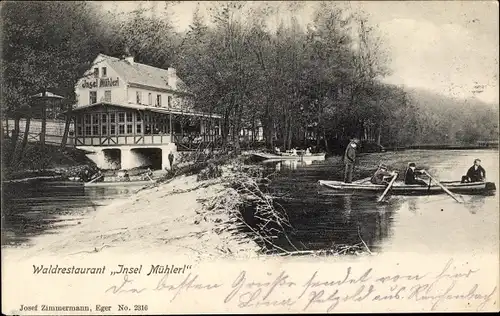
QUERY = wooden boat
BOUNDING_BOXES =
[252,152,326,161]
[318,178,496,195]
[84,180,154,187]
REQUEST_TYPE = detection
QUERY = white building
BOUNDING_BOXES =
[71,54,221,170]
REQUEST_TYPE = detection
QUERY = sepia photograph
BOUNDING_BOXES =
[1,1,499,314]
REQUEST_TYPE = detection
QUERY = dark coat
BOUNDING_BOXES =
[466,165,486,182]
[371,169,394,185]
[404,168,424,185]
[344,143,357,164]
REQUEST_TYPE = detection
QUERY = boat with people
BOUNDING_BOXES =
[83,168,156,187]
[252,152,326,161]
[84,180,154,187]
[318,178,496,195]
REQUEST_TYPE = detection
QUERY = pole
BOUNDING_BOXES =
[377,172,398,202]
[169,113,173,143]
[423,170,462,203]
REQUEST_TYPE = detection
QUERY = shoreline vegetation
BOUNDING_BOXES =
[2,141,498,258]
[3,147,375,259]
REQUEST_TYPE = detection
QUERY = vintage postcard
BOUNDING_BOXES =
[1,1,499,314]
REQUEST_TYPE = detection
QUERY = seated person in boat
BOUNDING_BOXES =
[290,148,298,156]
[461,158,486,183]
[371,164,397,185]
[117,170,131,182]
[305,147,312,156]
[404,162,427,186]
[274,146,281,155]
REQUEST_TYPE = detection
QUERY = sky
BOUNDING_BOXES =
[99,1,499,105]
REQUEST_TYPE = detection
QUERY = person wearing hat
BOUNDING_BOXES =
[371,164,397,185]
[404,162,427,186]
[461,158,486,183]
[343,138,359,183]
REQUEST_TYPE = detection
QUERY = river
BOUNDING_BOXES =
[2,149,498,256]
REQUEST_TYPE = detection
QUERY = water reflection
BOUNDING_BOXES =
[264,159,319,171]
[272,189,401,253]
[1,180,137,247]
[466,195,487,215]
[264,149,498,254]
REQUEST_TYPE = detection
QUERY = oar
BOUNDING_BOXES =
[86,174,103,184]
[147,174,154,183]
[377,172,398,202]
[423,170,461,203]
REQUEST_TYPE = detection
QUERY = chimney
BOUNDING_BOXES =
[125,56,134,65]
[167,67,177,89]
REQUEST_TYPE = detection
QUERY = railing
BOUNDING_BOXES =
[8,131,75,147]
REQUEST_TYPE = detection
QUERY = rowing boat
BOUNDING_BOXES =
[318,178,496,195]
[252,152,326,161]
[84,180,154,187]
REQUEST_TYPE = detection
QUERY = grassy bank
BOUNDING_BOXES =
[2,140,96,181]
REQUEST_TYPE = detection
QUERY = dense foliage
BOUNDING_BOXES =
[1,1,498,160]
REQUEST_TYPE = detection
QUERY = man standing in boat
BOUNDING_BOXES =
[461,158,486,183]
[404,162,427,186]
[343,138,359,183]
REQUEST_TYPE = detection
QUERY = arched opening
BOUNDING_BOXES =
[130,148,163,170]
[102,149,121,170]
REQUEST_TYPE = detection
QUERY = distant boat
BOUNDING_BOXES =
[84,180,154,187]
[318,178,496,196]
[252,152,326,161]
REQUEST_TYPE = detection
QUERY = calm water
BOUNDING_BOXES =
[2,149,498,256]
[1,181,140,246]
[263,149,499,255]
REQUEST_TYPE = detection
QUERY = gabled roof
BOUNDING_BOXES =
[69,102,221,119]
[97,54,193,96]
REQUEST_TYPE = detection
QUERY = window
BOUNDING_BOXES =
[77,125,83,136]
[136,91,142,104]
[127,124,133,134]
[101,125,107,135]
[93,125,99,135]
[104,90,111,102]
[85,125,91,136]
[92,114,99,125]
[118,112,125,123]
[110,125,116,135]
[93,68,99,78]
[110,113,116,123]
[136,124,142,134]
[89,91,97,104]
[102,67,107,77]
[148,93,152,105]
[118,125,125,135]
[156,94,162,107]
[126,112,132,122]
[167,96,172,108]
[84,114,91,124]
[102,113,107,123]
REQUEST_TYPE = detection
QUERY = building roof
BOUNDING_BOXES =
[69,102,222,119]
[98,54,193,96]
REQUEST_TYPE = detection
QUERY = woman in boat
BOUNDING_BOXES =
[461,158,486,183]
[404,162,427,186]
[371,164,397,185]
[291,148,298,156]
[305,147,312,156]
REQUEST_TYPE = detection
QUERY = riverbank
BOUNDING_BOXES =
[2,140,96,181]
[3,163,262,261]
